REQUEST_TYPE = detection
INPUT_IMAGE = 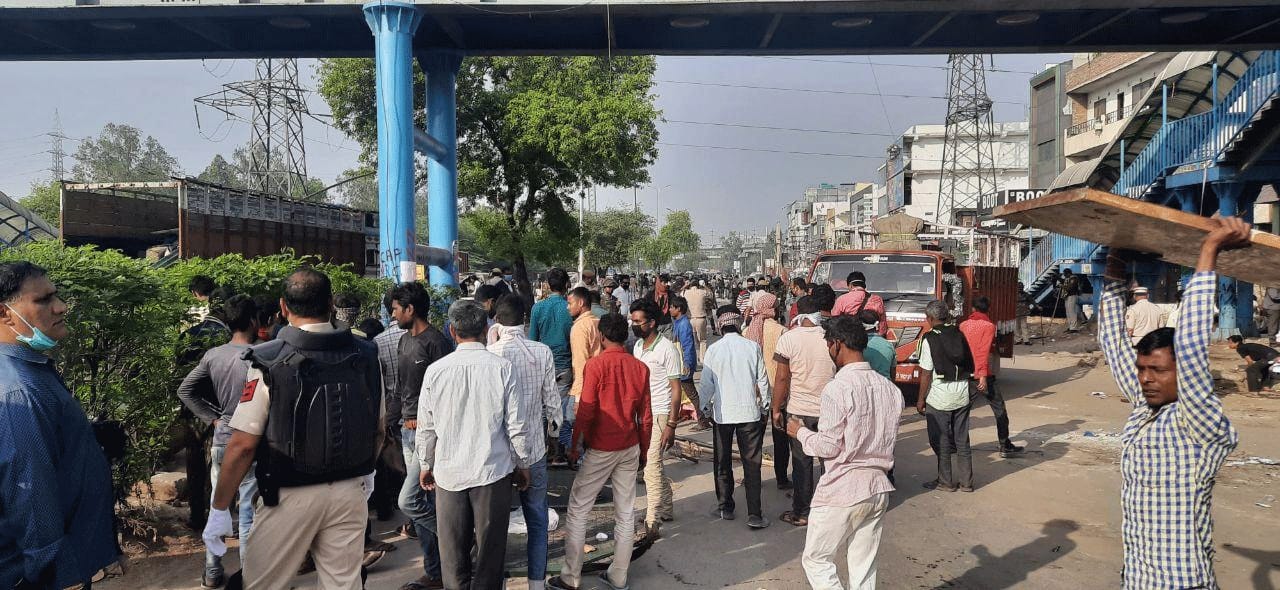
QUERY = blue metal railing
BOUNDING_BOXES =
[1018,233,1096,287]
[1117,51,1280,196]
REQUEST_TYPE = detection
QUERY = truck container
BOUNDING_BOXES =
[808,249,1018,389]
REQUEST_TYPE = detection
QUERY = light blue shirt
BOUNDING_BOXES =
[699,332,771,424]
[864,334,896,380]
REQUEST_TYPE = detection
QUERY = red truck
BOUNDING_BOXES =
[807,249,1017,389]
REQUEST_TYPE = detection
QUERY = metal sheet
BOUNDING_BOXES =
[996,188,1280,285]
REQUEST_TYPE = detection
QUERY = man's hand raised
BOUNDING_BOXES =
[1205,216,1252,251]
[1197,216,1252,272]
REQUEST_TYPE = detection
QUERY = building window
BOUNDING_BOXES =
[1116,92,1125,115]
[1132,78,1154,99]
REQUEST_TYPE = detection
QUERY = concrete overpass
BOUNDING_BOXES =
[5,1,1280,60]
[7,0,1280,285]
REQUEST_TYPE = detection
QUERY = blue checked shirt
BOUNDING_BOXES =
[1099,271,1238,590]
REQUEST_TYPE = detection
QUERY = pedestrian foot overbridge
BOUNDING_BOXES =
[6,0,1278,285]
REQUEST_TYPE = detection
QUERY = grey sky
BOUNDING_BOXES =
[0,53,1064,237]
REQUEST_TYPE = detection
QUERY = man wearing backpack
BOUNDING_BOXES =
[914,300,976,493]
[204,269,381,590]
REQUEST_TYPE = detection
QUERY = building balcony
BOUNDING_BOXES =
[1064,105,1134,160]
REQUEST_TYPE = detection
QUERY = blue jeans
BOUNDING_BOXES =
[206,445,257,571]
[400,428,442,579]
[520,458,550,581]
[556,370,574,451]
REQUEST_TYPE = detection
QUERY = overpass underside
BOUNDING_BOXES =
[5,1,1280,60]
[9,0,1280,285]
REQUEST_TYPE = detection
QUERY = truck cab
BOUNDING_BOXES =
[808,249,1016,388]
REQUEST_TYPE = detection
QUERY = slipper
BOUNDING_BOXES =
[778,511,808,527]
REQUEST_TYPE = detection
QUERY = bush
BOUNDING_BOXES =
[0,244,397,496]
[164,251,390,320]
[0,242,188,494]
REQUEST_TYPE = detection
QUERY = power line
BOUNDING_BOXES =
[655,79,1027,106]
[657,141,946,161]
[664,119,897,137]
[750,56,1041,75]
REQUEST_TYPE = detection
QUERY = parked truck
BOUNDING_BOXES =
[60,179,379,275]
[807,249,1018,390]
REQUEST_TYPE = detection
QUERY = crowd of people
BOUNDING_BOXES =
[0,218,1260,589]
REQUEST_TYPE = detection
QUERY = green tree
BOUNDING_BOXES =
[195,147,329,202]
[582,207,653,272]
[331,167,378,211]
[18,180,60,224]
[657,210,700,257]
[718,231,745,273]
[460,206,578,271]
[196,154,242,187]
[317,56,660,288]
[72,123,180,182]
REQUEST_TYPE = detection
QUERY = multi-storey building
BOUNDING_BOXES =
[880,122,1030,222]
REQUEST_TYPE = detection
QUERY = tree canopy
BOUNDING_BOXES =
[638,209,700,271]
[582,206,654,272]
[317,55,660,288]
[72,123,180,183]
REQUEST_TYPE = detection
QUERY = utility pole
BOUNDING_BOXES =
[937,54,998,226]
[47,110,66,182]
[195,59,311,196]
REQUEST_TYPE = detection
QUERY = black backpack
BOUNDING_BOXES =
[922,325,974,383]
[246,326,381,505]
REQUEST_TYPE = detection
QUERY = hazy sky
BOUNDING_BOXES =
[0,53,1065,238]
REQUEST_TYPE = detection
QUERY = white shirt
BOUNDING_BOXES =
[633,335,683,416]
[415,342,533,492]
[699,332,771,424]
[488,326,562,464]
[614,287,634,313]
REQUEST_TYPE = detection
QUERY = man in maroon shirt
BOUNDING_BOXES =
[549,313,653,590]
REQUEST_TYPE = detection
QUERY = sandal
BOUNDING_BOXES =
[778,511,808,527]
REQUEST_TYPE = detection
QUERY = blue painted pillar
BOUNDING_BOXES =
[419,51,463,287]
[1210,181,1259,338]
[364,1,422,282]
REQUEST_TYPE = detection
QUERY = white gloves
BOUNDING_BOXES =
[203,508,233,557]
[362,471,377,501]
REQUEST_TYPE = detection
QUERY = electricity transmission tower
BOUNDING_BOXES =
[48,110,67,181]
[195,59,310,196]
[936,54,998,226]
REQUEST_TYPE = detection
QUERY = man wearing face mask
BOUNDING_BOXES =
[0,262,121,590]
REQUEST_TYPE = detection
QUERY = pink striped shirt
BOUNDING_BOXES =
[797,361,901,508]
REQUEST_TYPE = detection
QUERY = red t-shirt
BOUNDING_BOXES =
[573,347,654,456]
[959,311,997,379]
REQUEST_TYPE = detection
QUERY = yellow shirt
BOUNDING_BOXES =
[569,313,601,398]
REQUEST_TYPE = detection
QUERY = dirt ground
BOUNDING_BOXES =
[99,322,1280,589]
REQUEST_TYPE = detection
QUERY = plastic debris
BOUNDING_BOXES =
[1090,391,1108,399]
[1226,456,1280,467]
[596,532,609,542]
[1257,495,1275,509]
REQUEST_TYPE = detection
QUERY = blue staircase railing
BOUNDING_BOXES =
[1018,233,1096,288]
[1117,50,1280,196]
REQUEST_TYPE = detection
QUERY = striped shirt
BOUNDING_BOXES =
[796,362,900,508]
[374,324,406,423]
[1099,272,1238,590]
[489,326,562,465]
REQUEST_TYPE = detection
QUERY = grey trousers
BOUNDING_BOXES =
[925,397,974,488]
[1265,308,1280,339]
[435,475,513,590]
